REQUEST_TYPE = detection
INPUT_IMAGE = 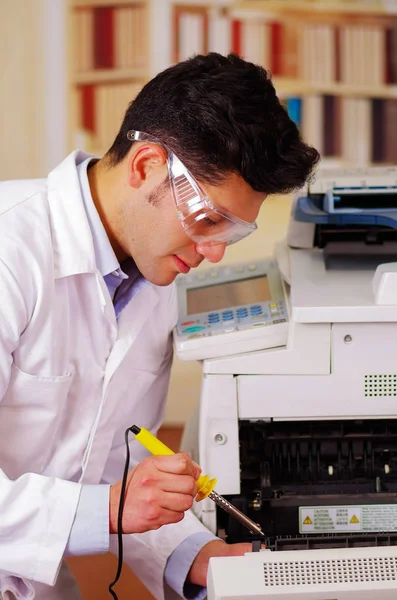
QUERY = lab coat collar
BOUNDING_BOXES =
[47,150,99,279]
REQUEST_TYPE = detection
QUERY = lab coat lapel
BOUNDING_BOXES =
[103,284,159,389]
[95,272,118,337]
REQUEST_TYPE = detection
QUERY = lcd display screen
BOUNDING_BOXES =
[187,275,271,314]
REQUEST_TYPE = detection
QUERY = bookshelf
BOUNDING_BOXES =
[67,0,236,156]
[272,79,397,100]
[238,1,397,17]
[67,0,397,164]
[67,0,150,156]
[232,0,397,167]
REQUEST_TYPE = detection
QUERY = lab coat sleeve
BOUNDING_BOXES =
[100,287,213,600]
[0,254,82,588]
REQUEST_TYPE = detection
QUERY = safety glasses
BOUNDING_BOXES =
[127,130,257,246]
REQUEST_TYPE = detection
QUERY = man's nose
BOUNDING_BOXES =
[195,242,227,263]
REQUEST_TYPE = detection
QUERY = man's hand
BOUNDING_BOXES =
[187,540,254,587]
[109,452,201,534]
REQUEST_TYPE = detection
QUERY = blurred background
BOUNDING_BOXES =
[1,0,397,597]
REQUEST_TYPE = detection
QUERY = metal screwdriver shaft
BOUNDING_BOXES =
[130,425,265,539]
[208,490,265,537]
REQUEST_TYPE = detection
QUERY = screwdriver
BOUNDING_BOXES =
[130,425,265,538]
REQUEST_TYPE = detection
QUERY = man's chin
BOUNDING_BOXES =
[143,270,178,287]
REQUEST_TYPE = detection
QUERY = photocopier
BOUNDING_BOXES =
[174,166,397,599]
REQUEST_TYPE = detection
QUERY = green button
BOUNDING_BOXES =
[183,325,206,333]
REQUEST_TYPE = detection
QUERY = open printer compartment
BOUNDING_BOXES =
[219,419,397,550]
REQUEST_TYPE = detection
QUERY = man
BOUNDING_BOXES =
[0,53,319,599]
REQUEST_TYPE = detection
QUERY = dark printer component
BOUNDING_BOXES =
[219,419,397,550]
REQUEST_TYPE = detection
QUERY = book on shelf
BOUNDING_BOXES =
[78,82,143,154]
[282,94,397,166]
[174,6,397,86]
[174,6,208,62]
[73,3,146,72]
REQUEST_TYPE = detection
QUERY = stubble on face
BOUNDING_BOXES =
[145,176,170,207]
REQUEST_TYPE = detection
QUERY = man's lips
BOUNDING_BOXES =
[173,255,202,273]
[173,255,191,273]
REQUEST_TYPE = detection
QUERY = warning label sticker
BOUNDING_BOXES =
[299,505,397,534]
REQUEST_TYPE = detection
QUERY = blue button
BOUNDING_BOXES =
[208,313,219,319]
[222,314,234,321]
[251,305,262,311]
[222,310,233,316]
[183,325,206,333]
[237,309,248,317]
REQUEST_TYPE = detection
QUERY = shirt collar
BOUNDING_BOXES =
[77,157,126,279]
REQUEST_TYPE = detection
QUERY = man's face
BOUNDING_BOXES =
[120,156,265,286]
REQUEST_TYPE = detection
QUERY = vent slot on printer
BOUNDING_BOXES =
[262,556,397,586]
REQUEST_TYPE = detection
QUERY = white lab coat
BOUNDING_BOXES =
[0,152,210,599]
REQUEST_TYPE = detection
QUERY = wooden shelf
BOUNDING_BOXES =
[73,67,147,85]
[272,77,397,99]
[71,0,147,7]
[234,1,397,17]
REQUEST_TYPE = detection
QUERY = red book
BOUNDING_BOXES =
[81,85,96,133]
[173,8,180,62]
[371,98,385,163]
[203,10,209,54]
[271,22,283,76]
[93,7,114,69]
[387,25,397,84]
[384,99,397,163]
[232,20,241,56]
[335,26,341,83]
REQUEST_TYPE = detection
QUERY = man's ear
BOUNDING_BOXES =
[127,144,167,188]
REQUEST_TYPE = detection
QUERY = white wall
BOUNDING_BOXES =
[165,193,292,425]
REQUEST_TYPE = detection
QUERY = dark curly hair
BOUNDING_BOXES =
[107,53,320,195]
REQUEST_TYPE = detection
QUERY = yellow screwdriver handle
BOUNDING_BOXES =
[132,426,217,501]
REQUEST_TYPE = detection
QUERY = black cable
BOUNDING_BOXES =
[108,426,134,599]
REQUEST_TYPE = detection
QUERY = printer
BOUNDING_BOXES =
[174,166,397,599]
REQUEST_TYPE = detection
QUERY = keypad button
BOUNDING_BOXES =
[183,325,206,333]
[181,320,196,326]
[208,312,220,323]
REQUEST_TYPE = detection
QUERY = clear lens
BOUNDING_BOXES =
[128,130,258,246]
[168,154,257,245]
